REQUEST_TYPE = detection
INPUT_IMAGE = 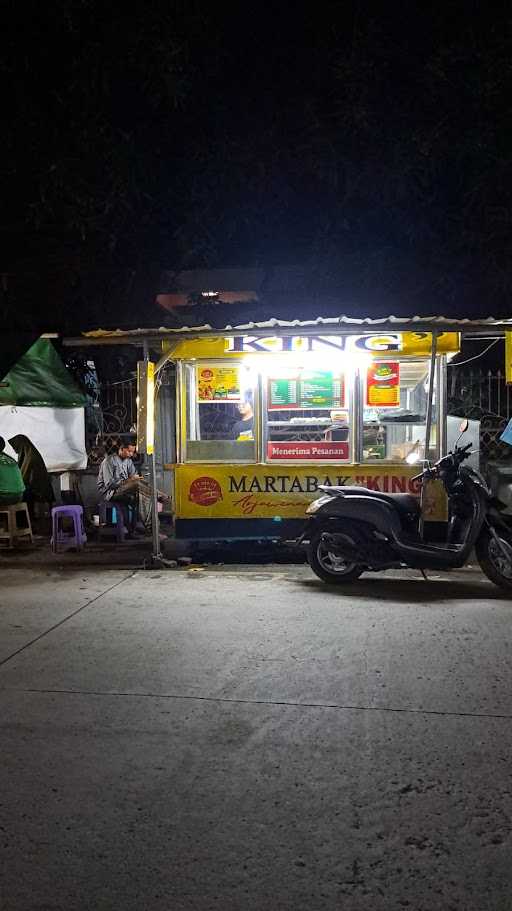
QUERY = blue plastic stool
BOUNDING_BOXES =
[98,500,132,543]
[51,505,87,554]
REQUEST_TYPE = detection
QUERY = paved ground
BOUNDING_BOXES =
[1,564,511,910]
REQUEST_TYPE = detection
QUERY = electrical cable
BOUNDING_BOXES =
[104,374,137,386]
[447,338,501,367]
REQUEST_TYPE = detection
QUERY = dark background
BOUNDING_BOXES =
[2,1,512,332]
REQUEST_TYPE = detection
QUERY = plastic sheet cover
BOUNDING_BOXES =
[0,406,87,472]
[0,338,86,408]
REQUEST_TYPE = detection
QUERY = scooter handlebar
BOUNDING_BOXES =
[411,467,436,483]
[411,441,473,484]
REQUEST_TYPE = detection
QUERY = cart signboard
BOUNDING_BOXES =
[136,361,155,454]
[267,441,349,460]
[175,463,439,522]
[197,366,240,402]
[366,362,400,407]
[400,332,460,356]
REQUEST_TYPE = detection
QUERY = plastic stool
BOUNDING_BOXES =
[98,501,130,543]
[51,505,87,554]
[0,502,34,548]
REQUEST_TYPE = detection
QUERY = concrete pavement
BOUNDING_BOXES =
[1,565,511,910]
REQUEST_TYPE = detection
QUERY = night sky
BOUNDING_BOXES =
[2,2,512,331]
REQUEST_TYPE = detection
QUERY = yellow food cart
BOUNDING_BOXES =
[66,313,512,560]
[164,325,461,543]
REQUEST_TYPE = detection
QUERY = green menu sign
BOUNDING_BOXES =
[268,377,298,407]
[268,371,345,409]
[299,371,343,407]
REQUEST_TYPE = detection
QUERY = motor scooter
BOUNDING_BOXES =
[299,420,512,591]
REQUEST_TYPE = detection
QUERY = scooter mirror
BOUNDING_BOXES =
[405,439,422,464]
[459,418,469,434]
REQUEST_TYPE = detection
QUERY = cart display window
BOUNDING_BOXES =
[363,359,437,461]
[265,366,350,461]
[185,362,256,461]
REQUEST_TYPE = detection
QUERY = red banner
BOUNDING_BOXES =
[267,441,349,460]
[366,362,400,407]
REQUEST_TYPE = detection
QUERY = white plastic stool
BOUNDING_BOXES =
[0,502,34,548]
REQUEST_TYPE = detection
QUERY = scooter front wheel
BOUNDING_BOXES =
[476,528,512,593]
[308,526,364,585]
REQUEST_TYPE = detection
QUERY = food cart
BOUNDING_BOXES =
[65,313,512,560]
[164,325,462,543]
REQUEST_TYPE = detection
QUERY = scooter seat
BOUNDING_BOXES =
[326,486,420,517]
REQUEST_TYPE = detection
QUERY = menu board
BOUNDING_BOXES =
[268,371,345,410]
[197,366,240,402]
[366,362,400,407]
[269,377,299,408]
[300,371,344,408]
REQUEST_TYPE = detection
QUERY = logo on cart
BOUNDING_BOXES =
[189,477,223,506]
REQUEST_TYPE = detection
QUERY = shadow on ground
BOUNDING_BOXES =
[298,575,510,602]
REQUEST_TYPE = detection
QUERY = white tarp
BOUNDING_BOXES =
[0,406,86,472]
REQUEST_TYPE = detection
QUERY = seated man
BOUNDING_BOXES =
[97,439,143,536]
[0,436,25,505]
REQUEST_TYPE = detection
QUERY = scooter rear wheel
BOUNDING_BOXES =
[308,526,364,585]
[476,528,512,593]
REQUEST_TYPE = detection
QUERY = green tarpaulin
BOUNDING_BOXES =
[0,339,86,408]
[0,331,40,381]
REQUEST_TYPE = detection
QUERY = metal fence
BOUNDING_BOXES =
[100,377,137,435]
[448,367,511,421]
[88,368,176,469]
[448,367,510,465]
[84,377,137,466]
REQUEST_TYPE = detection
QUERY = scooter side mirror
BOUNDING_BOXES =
[405,439,423,464]
[406,450,421,465]
[454,417,470,447]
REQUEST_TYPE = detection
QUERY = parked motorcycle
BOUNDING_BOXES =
[300,420,512,591]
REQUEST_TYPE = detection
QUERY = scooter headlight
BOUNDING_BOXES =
[306,495,332,515]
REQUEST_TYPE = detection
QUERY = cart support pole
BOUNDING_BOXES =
[149,442,162,566]
[143,340,162,565]
[424,331,438,460]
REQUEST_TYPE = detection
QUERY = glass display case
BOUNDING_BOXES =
[183,356,439,465]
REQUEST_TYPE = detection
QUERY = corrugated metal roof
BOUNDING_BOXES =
[83,313,512,339]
